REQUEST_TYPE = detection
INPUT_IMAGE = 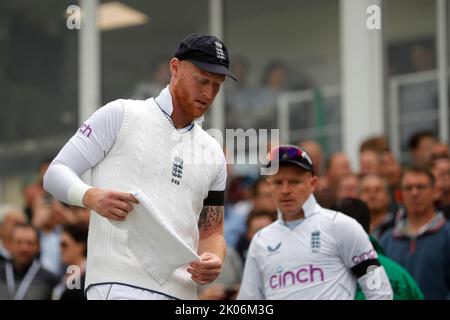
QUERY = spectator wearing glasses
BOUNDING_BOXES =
[334,198,423,300]
[381,166,450,299]
[432,157,450,220]
[238,145,392,300]
[0,223,58,300]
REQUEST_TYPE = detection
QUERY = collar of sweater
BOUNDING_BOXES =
[152,86,204,133]
[276,194,320,229]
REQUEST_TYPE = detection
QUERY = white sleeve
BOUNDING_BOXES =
[334,213,378,269]
[358,265,393,300]
[43,100,124,206]
[209,151,227,191]
[333,213,393,300]
[237,235,265,300]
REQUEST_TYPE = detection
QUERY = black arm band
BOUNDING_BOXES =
[203,191,225,206]
[351,259,381,278]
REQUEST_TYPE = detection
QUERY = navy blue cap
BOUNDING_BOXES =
[174,33,237,81]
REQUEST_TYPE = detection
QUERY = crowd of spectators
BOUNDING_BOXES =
[216,132,450,300]
[0,158,89,300]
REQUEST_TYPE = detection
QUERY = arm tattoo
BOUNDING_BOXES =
[198,206,224,231]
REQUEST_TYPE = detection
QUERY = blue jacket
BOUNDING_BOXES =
[381,212,450,300]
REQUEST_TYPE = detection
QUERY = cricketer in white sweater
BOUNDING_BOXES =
[44,87,227,299]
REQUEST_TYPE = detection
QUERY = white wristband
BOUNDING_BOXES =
[68,180,92,207]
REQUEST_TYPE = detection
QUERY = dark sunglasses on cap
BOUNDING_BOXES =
[267,145,314,174]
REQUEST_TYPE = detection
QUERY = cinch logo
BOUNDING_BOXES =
[269,265,325,289]
[352,249,376,264]
[78,123,92,138]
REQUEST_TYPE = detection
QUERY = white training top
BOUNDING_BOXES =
[237,195,393,300]
[44,86,226,206]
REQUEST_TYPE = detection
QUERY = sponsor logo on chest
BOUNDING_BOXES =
[269,264,325,289]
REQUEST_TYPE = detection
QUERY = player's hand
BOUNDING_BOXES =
[187,252,222,285]
[83,187,139,221]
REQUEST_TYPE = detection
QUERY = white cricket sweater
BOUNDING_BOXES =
[85,97,225,299]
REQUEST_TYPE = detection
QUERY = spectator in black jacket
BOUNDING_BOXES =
[0,223,58,299]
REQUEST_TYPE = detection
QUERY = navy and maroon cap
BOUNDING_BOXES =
[266,145,315,174]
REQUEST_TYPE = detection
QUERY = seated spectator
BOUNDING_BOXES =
[411,43,435,72]
[68,205,90,226]
[236,210,277,263]
[52,223,88,300]
[379,150,402,213]
[23,158,52,222]
[359,149,382,177]
[360,174,396,241]
[226,55,254,112]
[334,198,423,300]
[336,173,360,202]
[359,136,401,213]
[432,157,450,219]
[408,131,437,167]
[225,177,275,248]
[0,206,27,260]
[31,193,63,276]
[130,57,171,100]
[381,166,450,299]
[49,200,90,227]
[260,60,289,93]
[360,136,390,153]
[299,140,324,177]
[315,152,352,208]
[0,223,58,299]
[251,60,289,129]
[431,141,449,161]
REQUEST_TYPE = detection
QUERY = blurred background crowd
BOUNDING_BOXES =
[2,132,449,299]
[1,0,450,300]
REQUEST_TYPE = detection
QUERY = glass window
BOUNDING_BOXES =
[100,0,208,105]
[0,0,78,177]
[223,0,341,157]
[385,0,437,163]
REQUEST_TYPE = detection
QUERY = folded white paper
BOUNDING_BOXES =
[111,190,200,285]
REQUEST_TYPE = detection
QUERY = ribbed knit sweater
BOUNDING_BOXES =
[85,98,224,299]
